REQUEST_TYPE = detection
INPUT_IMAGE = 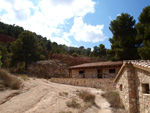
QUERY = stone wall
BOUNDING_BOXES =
[51,78,116,91]
[71,67,121,78]
[116,64,150,113]
[135,68,150,113]
[116,67,130,111]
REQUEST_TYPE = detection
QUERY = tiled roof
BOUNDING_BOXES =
[123,60,150,68]
[69,61,122,69]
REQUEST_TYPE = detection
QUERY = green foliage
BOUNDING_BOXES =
[0,22,24,38]
[108,13,139,60]
[10,31,43,71]
[1,46,11,68]
[93,46,99,57]
[136,6,150,59]
[72,52,79,57]
[138,41,150,60]
[99,44,106,58]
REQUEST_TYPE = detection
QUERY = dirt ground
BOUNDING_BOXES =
[0,78,125,113]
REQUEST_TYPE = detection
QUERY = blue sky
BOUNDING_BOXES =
[0,0,150,49]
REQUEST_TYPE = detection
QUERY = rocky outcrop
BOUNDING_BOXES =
[28,60,69,78]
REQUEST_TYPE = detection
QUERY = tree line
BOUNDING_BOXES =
[0,6,150,71]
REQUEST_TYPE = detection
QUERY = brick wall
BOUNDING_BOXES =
[51,78,116,91]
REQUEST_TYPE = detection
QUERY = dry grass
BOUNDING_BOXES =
[18,74,29,81]
[0,80,8,91]
[59,92,68,96]
[102,91,124,109]
[66,98,81,109]
[78,90,95,104]
[77,90,99,113]
[0,69,22,89]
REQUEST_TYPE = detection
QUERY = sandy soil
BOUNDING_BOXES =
[0,78,113,113]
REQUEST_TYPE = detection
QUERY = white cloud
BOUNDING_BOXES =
[69,17,106,43]
[117,14,121,17]
[0,0,106,46]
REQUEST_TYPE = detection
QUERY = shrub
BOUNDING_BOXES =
[0,69,22,89]
[102,91,124,108]
[19,74,29,81]
[78,90,95,104]
[66,98,81,108]
[72,52,78,57]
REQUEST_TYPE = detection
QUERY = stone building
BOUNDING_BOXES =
[69,61,122,78]
[114,60,150,113]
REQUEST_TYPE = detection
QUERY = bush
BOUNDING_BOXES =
[0,69,22,89]
[66,98,81,108]
[72,52,78,57]
[78,90,95,104]
[102,91,124,108]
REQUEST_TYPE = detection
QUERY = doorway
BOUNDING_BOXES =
[97,69,102,78]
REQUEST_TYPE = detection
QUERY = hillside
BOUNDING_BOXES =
[52,53,105,66]
[0,34,16,44]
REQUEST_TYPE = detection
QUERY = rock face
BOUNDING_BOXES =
[28,60,69,78]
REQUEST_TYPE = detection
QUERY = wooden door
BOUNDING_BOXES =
[97,69,102,78]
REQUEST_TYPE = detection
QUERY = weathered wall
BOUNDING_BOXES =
[102,67,120,78]
[116,67,130,111]
[51,78,116,91]
[116,64,150,113]
[71,67,120,78]
[135,68,150,113]
[85,69,97,78]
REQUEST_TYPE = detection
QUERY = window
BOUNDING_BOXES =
[109,69,115,73]
[79,70,84,74]
[142,84,149,94]
[120,84,123,91]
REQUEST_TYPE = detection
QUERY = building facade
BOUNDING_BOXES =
[114,60,150,113]
[69,61,122,78]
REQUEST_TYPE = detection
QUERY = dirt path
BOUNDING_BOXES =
[0,78,112,113]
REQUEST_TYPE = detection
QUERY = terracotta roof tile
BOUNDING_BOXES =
[123,60,150,68]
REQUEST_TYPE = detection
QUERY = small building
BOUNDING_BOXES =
[114,60,150,113]
[69,61,122,78]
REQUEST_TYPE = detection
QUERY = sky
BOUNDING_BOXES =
[0,0,150,49]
